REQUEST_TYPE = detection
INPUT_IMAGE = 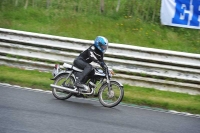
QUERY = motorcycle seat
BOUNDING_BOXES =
[63,63,83,72]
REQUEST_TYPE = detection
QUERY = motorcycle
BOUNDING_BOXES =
[50,63,124,108]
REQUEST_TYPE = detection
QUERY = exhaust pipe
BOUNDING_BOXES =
[50,84,78,94]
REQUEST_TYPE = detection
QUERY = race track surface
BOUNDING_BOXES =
[0,84,199,133]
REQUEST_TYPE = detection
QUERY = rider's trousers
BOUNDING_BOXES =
[73,57,93,84]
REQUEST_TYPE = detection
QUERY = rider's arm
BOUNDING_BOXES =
[99,56,107,68]
[87,46,107,69]
[87,48,101,64]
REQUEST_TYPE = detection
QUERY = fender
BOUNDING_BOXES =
[101,80,123,87]
[110,80,123,87]
[50,70,74,80]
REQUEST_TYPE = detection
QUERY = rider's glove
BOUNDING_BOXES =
[99,62,107,69]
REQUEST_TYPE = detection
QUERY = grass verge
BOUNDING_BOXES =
[0,65,200,114]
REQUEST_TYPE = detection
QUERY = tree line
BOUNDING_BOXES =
[1,0,161,23]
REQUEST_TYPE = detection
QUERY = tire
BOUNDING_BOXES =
[52,74,74,100]
[98,81,124,108]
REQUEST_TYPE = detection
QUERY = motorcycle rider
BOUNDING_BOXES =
[73,36,108,91]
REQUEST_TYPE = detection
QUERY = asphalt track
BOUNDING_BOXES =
[0,84,199,133]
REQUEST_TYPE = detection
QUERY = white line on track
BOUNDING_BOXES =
[0,82,200,119]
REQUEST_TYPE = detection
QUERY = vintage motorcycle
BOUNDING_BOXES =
[50,63,124,108]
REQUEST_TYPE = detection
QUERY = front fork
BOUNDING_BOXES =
[106,74,112,94]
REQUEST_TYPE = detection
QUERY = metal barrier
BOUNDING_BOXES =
[0,28,200,95]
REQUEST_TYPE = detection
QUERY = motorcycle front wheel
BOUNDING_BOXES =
[52,74,74,100]
[98,81,124,108]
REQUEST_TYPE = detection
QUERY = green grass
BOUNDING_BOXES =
[0,65,52,90]
[0,65,200,114]
[124,85,200,114]
[0,0,199,54]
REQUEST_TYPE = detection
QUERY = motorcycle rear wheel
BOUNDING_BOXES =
[52,74,74,100]
[98,81,124,108]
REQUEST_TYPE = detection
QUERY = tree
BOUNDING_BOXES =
[46,0,51,9]
[15,0,18,6]
[152,0,159,22]
[116,0,121,12]
[24,0,29,9]
[100,0,104,13]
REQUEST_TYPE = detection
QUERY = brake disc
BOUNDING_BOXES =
[107,90,114,98]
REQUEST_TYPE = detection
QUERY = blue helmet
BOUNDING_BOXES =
[94,36,108,53]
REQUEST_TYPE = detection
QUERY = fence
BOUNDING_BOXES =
[0,28,200,95]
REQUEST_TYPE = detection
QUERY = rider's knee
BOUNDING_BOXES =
[86,63,93,70]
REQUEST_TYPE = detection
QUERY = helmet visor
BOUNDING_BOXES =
[99,43,108,51]
[100,45,108,50]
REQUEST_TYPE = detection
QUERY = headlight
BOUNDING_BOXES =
[109,69,115,77]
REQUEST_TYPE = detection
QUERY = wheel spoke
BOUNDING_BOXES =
[52,75,74,100]
[99,82,124,107]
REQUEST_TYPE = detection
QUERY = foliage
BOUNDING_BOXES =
[0,0,199,54]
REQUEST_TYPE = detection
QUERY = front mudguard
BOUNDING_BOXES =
[111,80,123,87]
[101,80,123,87]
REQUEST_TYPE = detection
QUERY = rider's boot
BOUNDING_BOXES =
[74,81,89,92]
[74,68,91,93]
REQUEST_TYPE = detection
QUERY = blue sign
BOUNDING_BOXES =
[172,0,200,27]
[161,0,200,29]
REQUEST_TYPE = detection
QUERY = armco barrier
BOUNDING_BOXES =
[0,28,200,95]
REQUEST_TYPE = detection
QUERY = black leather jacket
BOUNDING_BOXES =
[78,45,104,64]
